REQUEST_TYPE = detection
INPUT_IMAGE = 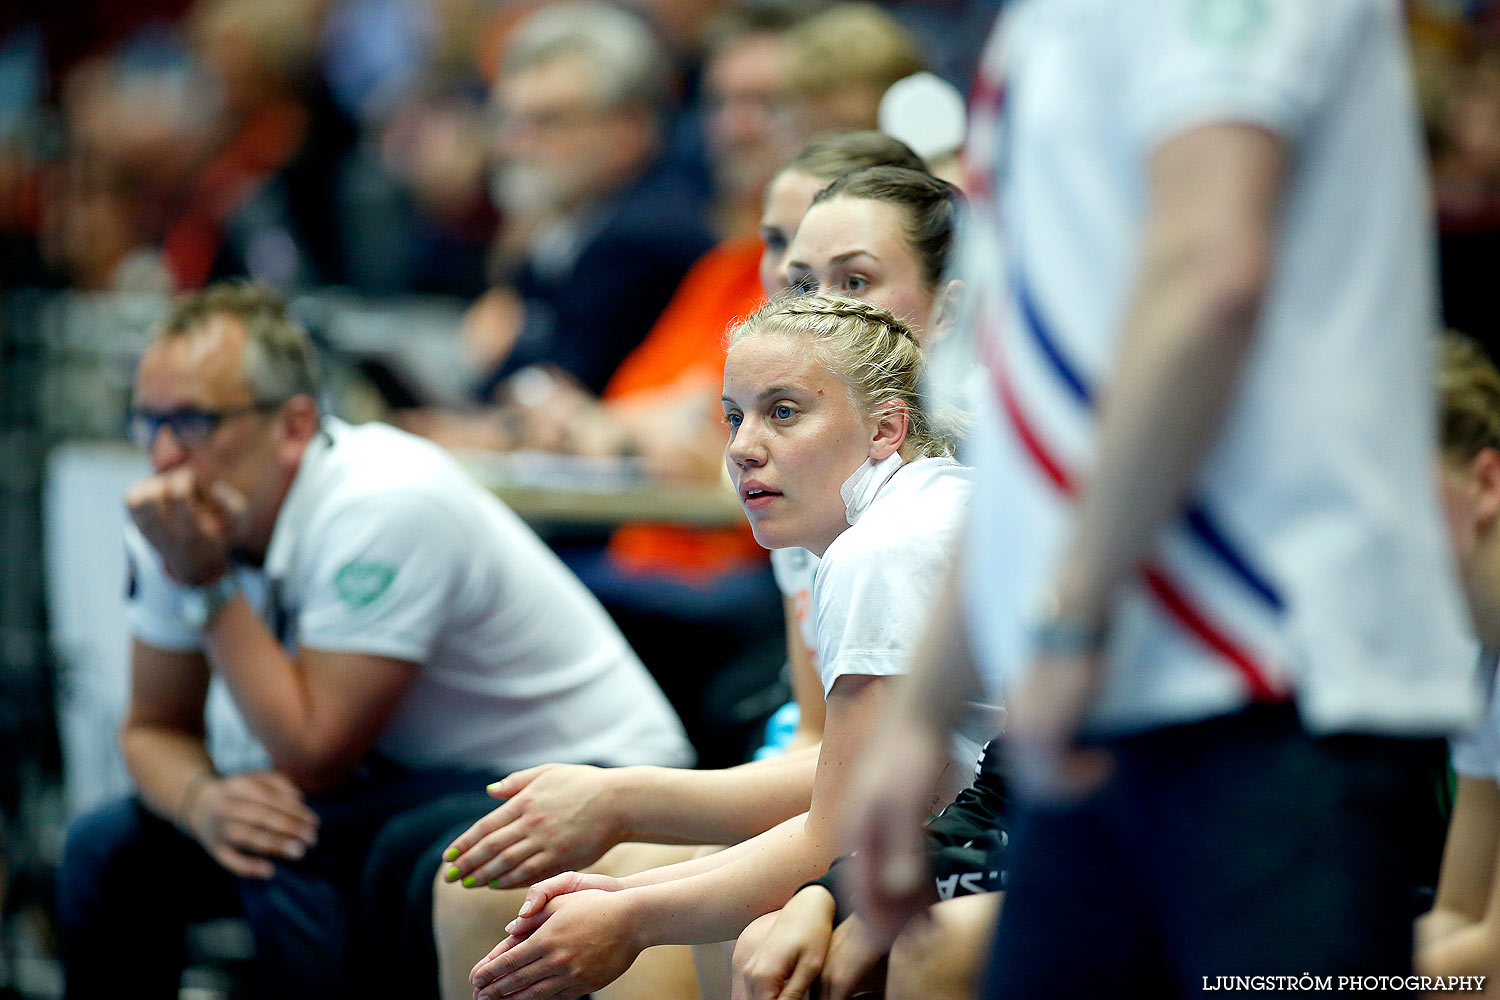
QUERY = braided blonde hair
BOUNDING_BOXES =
[729,293,953,458]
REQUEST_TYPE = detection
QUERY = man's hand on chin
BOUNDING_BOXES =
[126,469,247,585]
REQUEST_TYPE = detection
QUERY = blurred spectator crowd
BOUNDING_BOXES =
[3,0,1500,992]
[2,1,1497,346]
[0,0,986,302]
[1412,0,1500,345]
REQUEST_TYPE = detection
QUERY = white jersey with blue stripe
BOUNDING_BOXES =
[960,0,1476,737]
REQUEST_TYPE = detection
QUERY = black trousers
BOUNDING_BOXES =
[985,704,1447,999]
[57,765,497,1000]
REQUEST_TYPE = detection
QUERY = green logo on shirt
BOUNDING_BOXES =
[1189,0,1268,46]
[335,561,396,609]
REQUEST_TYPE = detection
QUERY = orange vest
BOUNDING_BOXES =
[605,236,768,578]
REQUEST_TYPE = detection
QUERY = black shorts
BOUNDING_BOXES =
[984,704,1447,999]
[808,739,1011,919]
[925,743,1010,899]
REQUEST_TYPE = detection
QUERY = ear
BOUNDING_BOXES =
[925,278,965,345]
[275,395,320,467]
[868,398,910,461]
[1473,447,1500,534]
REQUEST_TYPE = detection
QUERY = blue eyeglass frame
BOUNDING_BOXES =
[127,402,280,449]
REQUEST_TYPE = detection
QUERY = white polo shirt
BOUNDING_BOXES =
[960,0,1476,736]
[127,418,693,774]
[813,457,996,791]
[1452,655,1499,782]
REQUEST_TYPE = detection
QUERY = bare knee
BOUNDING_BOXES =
[433,870,537,1000]
[433,867,530,938]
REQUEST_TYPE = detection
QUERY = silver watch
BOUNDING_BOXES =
[179,574,239,630]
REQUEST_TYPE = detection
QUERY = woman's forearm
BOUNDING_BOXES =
[620,813,810,888]
[1418,920,1500,980]
[615,748,819,845]
[620,815,836,946]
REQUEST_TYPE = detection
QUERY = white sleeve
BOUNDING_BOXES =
[124,526,202,652]
[1121,0,1373,149]
[814,534,949,695]
[1452,664,1500,781]
[294,490,468,664]
[1450,725,1496,782]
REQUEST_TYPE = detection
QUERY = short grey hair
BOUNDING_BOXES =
[502,1,670,110]
[158,280,320,404]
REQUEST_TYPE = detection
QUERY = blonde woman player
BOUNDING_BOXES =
[467,295,997,1000]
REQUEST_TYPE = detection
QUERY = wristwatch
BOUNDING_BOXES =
[1028,584,1109,657]
[179,574,240,630]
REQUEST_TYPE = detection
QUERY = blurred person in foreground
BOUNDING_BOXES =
[54,282,690,999]
[1418,333,1500,980]
[844,1,1476,995]
[462,0,713,401]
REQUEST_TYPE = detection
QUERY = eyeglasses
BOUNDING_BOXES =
[128,403,280,449]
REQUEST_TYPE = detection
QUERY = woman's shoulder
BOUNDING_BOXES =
[859,457,973,533]
[820,458,973,577]
[893,456,975,494]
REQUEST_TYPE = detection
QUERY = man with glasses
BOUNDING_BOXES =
[56,281,691,998]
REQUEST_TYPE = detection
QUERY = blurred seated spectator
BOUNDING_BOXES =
[783,2,925,137]
[1410,2,1500,353]
[464,0,714,398]
[407,4,803,479]
[698,3,804,241]
[322,0,498,297]
[172,0,355,290]
[38,32,216,292]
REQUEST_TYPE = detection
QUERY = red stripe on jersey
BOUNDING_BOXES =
[981,330,1285,701]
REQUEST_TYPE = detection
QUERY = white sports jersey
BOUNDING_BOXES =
[816,458,972,694]
[127,418,693,773]
[960,0,1476,736]
[1452,655,1499,781]
[813,458,996,790]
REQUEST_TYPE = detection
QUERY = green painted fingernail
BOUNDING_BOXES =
[443,847,458,862]
[489,879,501,889]
[463,875,477,888]
[486,781,504,792]
[446,866,461,882]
